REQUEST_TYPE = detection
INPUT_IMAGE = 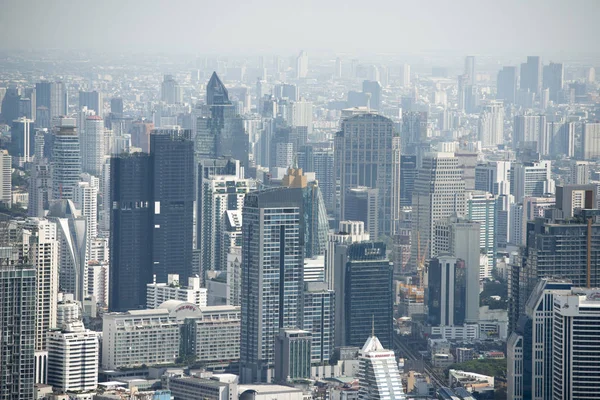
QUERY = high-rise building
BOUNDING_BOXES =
[29,163,52,218]
[197,73,249,168]
[296,50,308,79]
[36,81,67,125]
[274,329,312,382]
[47,320,99,394]
[0,263,36,399]
[507,279,573,400]
[552,291,600,400]
[51,124,81,200]
[333,242,393,349]
[109,153,152,311]
[570,161,590,185]
[401,111,428,155]
[542,62,563,103]
[401,63,411,87]
[466,191,496,269]
[464,55,475,85]
[400,155,417,207]
[150,128,194,282]
[297,145,335,211]
[513,114,547,153]
[325,221,370,291]
[1,87,21,124]
[555,184,597,218]
[336,113,401,236]
[0,150,11,206]
[200,175,251,274]
[73,177,98,241]
[497,66,517,104]
[302,281,335,365]
[81,116,105,176]
[161,75,182,104]
[510,160,554,202]
[520,56,542,96]
[10,117,35,164]
[582,122,600,160]
[240,187,304,383]
[427,256,466,327]
[362,80,382,110]
[78,90,103,117]
[478,101,504,147]
[412,153,466,260]
[475,161,511,195]
[358,334,406,400]
[110,98,124,116]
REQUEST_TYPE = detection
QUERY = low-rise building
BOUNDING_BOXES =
[147,274,207,309]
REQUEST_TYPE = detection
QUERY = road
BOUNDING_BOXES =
[394,334,447,388]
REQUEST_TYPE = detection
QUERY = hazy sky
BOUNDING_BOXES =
[1,0,599,55]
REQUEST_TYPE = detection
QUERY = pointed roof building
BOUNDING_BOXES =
[207,72,230,105]
[358,334,406,400]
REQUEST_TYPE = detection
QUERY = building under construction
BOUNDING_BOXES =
[396,282,425,317]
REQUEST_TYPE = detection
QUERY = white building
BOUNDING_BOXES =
[553,291,600,400]
[101,308,180,369]
[56,293,81,327]
[511,160,554,203]
[87,262,109,309]
[357,335,405,400]
[290,99,313,134]
[582,122,600,160]
[73,175,99,240]
[81,116,105,176]
[0,149,11,206]
[478,101,504,147]
[47,320,99,393]
[326,221,370,291]
[147,274,207,309]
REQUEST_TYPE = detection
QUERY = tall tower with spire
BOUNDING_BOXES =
[358,334,406,400]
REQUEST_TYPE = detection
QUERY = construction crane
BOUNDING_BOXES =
[416,232,429,290]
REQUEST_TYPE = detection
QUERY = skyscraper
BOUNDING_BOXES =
[334,241,393,349]
[0,263,36,399]
[150,128,194,283]
[0,150,11,207]
[497,66,517,104]
[197,73,249,168]
[296,50,308,79]
[160,74,182,104]
[81,115,105,176]
[464,55,475,85]
[109,153,152,311]
[510,160,554,202]
[542,62,563,103]
[411,153,466,260]
[240,187,304,383]
[478,101,504,147]
[401,111,428,155]
[427,256,467,327]
[400,155,417,207]
[582,122,600,160]
[513,114,547,153]
[78,90,103,117]
[35,81,67,124]
[520,56,542,96]
[51,124,81,201]
[326,220,370,291]
[110,97,124,116]
[297,145,335,211]
[467,191,496,269]
[10,117,35,164]
[302,281,335,365]
[362,80,382,110]
[357,334,406,400]
[336,113,401,236]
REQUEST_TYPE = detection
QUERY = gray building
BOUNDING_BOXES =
[51,124,81,201]
[274,329,312,382]
[78,90,103,117]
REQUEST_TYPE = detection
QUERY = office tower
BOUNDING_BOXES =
[130,120,153,153]
[0,263,36,399]
[47,200,87,301]
[336,113,401,236]
[289,99,313,134]
[467,191,496,269]
[87,262,109,308]
[433,215,480,323]
[274,329,312,382]
[548,120,575,158]
[362,80,382,110]
[582,122,600,160]
[326,221,370,291]
[542,62,563,103]
[552,291,600,400]
[150,128,194,282]
[29,164,52,217]
[344,187,379,240]
[0,151,10,207]
[240,187,304,383]
[109,153,152,311]
[348,91,371,108]
[513,114,546,153]
[1,87,21,124]
[402,111,428,154]
[296,50,308,79]
[35,81,67,124]
[73,178,98,240]
[475,161,511,195]
[297,145,335,211]
[78,90,103,117]
[161,74,182,104]
[358,334,406,400]
[10,117,35,164]
[400,63,411,86]
[51,124,81,201]
[197,73,249,168]
[455,150,478,191]
[507,279,573,400]
[80,115,105,176]
[497,66,517,104]
[400,155,417,207]
[520,56,542,96]
[478,101,504,147]
[47,320,99,393]
[110,97,123,116]
[511,160,554,202]
[464,55,475,85]
[302,282,335,365]
[427,256,466,326]
[555,184,596,219]
[102,308,179,369]
[200,175,251,274]
[571,161,590,185]
[274,83,299,101]
[281,168,329,259]
[334,242,393,349]
[146,274,207,308]
[412,153,466,261]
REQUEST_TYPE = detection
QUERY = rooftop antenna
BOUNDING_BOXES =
[372,314,375,337]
